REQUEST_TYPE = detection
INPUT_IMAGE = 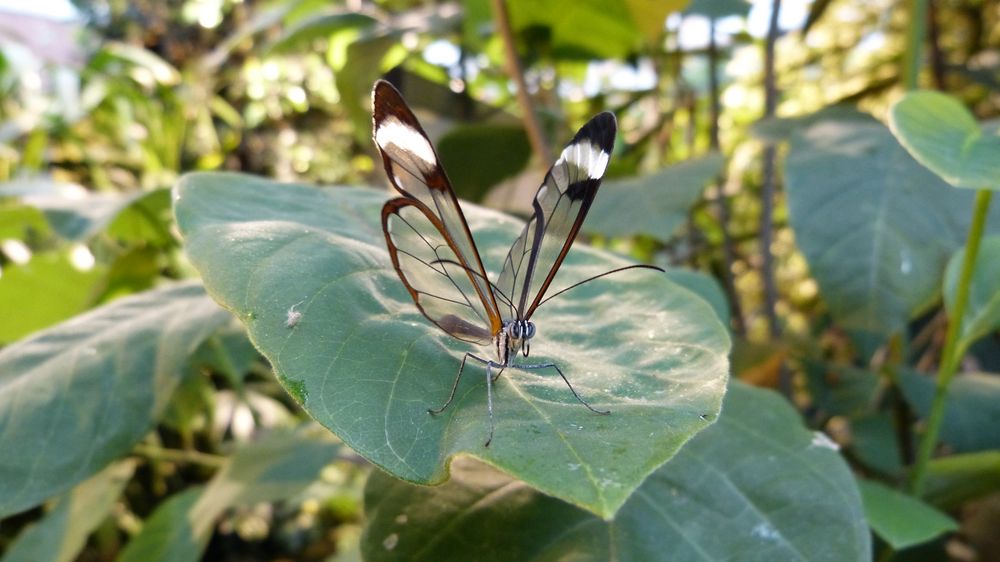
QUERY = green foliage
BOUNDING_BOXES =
[3,0,1000,559]
[784,108,1000,337]
[173,172,730,517]
[585,152,723,241]
[943,236,1000,351]
[889,90,1000,190]
[436,124,532,201]
[900,371,1000,453]
[117,428,341,562]
[362,383,869,561]
[0,461,135,562]
[858,479,957,550]
[0,282,231,518]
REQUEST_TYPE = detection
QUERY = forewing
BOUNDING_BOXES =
[497,112,617,320]
[383,199,495,344]
[373,80,501,339]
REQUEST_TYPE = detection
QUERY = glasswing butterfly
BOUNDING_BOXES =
[373,80,659,446]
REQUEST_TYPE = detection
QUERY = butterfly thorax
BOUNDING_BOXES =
[496,319,535,365]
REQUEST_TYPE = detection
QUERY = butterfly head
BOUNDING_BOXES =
[503,319,536,358]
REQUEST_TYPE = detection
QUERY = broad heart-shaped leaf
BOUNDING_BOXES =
[585,152,724,241]
[944,236,1000,351]
[173,172,730,518]
[361,382,869,562]
[889,90,1000,190]
[117,427,340,562]
[784,108,1000,337]
[857,479,957,550]
[0,282,231,518]
[1,461,135,562]
[899,370,1000,453]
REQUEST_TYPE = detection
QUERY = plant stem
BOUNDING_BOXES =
[903,0,928,89]
[133,443,227,468]
[910,189,992,496]
[489,0,552,166]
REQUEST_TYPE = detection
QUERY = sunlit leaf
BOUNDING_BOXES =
[266,11,377,55]
[174,172,730,518]
[784,108,1000,337]
[1,461,135,562]
[858,479,957,550]
[0,251,106,343]
[943,236,1000,351]
[585,153,723,241]
[508,0,686,58]
[362,383,869,561]
[889,90,1000,190]
[0,282,231,518]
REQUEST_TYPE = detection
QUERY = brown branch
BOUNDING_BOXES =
[489,0,552,165]
[708,17,746,335]
[761,0,785,391]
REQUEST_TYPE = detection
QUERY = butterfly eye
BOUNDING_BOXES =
[510,323,523,339]
[525,322,536,339]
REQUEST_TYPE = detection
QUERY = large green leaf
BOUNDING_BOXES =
[585,153,723,241]
[944,236,1000,351]
[899,370,1000,453]
[173,172,730,518]
[1,461,135,562]
[858,479,957,550]
[0,282,231,518]
[0,251,106,343]
[118,427,340,562]
[361,382,869,561]
[889,90,1000,190]
[784,108,1000,337]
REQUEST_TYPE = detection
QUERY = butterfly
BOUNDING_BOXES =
[373,80,659,446]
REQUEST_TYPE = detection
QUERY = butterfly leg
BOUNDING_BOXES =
[490,366,506,383]
[428,352,489,416]
[516,362,611,415]
[484,360,496,447]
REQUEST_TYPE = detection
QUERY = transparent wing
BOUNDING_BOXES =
[497,112,617,320]
[383,199,498,344]
[373,80,501,340]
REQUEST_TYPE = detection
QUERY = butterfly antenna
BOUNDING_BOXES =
[536,264,664,308]
[429,258,516,311]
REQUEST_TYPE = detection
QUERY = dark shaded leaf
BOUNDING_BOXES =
[362,383,869,561]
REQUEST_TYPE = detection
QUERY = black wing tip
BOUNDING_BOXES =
[572,111,617,153]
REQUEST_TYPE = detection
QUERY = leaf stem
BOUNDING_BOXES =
[910,189,992,495]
